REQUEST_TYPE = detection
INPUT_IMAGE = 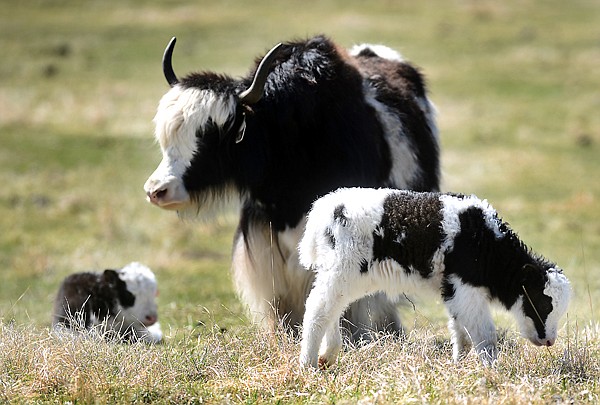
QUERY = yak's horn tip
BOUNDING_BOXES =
[163,36,179,87]
[239,42,285,105]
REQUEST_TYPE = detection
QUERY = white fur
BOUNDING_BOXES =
[351,43,439,176]
[231,215,401,340]
[144,87,237,210]
[94,262,162,344]
[299,188,571,368]
[350,43,404,61]
[444,275,498,365]
[116,262,161,343]
[362,83,422,190]
[231,219,312,330]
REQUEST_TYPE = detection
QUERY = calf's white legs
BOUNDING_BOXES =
[300,271,364,368]
[445,277,498,366]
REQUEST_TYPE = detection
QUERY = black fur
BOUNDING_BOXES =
[443,205,554,330]
[333,204,348,226]
[359,259,370,274]
[176,35,439,233]
[325,227,335,249]
[371,192,443,278]
[53,269,135,329]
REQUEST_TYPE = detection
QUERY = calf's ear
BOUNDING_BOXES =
[102,269,120,285]
[521,264,545,287]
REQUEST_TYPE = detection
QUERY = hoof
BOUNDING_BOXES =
[318,356,332,370]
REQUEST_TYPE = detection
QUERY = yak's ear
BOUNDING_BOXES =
[102,269,120,285]
[235,118,247,144]
[521,263,544,287]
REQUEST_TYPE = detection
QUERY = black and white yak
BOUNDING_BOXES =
[53,262,162,343]
[143,35,440,340]
[298,188,571,368]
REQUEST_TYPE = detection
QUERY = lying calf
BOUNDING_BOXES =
[299,188,571,368]
[53,262,162,343]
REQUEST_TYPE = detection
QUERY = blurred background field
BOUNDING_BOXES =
[0,0,599,402]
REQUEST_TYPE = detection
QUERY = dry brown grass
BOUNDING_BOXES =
[1,318,599,404]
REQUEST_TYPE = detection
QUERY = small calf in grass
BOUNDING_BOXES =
[299,188,571,368]
[53,262,162,343]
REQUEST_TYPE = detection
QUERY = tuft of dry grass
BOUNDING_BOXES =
[1,319,599,404]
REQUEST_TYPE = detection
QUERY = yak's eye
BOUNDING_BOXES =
[535,296,553,316]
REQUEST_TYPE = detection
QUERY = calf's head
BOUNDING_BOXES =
[107,262,159,328]
[511,264,571,347]
[144,38,282,214]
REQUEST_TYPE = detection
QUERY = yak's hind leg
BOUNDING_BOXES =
[317,318,343,369]
[300,270,366,369]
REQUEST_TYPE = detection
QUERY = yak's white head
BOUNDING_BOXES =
[114,262,160,329]
[144,86,238,212]
[511,266,571,347]
[143,37,282,216]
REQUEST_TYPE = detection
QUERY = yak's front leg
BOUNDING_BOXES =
[444,275,498,366]
[448,316,471,362]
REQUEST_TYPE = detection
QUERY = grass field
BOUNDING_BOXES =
[1,0,599,403]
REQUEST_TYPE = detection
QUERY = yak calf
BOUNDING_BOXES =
[53,262,162,343]
[299,188,571,368]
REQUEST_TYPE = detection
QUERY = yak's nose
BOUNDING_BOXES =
[143,175,190,209]
[144,176,167,203]
[146,187,167,205]
[144,314,158,326]
[537,337,555,347]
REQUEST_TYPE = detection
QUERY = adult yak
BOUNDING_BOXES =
[144,35,440,341]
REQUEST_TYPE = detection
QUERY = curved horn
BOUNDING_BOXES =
[239,42,283,105]
[162,37,179,87]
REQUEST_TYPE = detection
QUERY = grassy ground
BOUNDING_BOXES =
[1,0,599,403]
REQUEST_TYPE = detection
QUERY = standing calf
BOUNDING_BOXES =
[53,262,162,343]
[299,188,571,368]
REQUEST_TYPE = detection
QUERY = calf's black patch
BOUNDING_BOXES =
[325,227,335,248]
[371,192,443,278]
[333,203,348,226]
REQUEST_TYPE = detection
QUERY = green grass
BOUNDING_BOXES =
[1,0,599,402]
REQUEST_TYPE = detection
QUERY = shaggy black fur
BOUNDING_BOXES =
[443,205,553,338]
[174,35,438,232]
[371,192,443,278]
[52,270,135,329]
